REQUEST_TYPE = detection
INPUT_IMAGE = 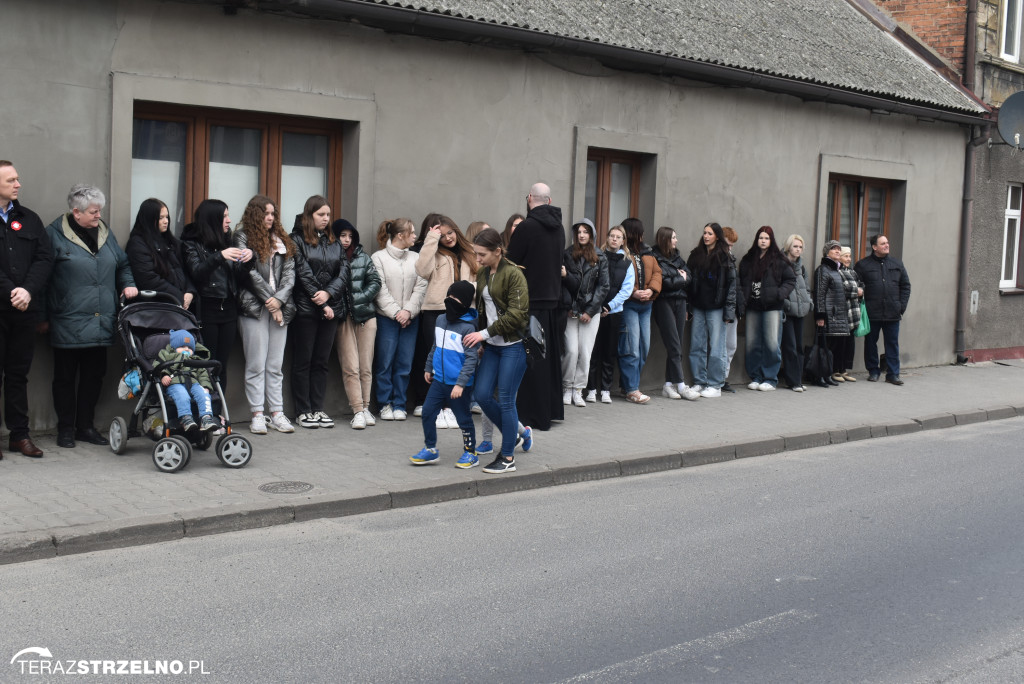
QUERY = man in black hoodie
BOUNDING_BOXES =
[507,182,566,430]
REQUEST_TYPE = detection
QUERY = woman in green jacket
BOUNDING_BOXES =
[464,228,529,474]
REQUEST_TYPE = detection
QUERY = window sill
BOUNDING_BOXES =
[998,287,1024,295]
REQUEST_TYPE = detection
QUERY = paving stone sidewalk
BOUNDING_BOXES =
[2,361,1022,564]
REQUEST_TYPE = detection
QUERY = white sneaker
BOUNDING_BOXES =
[380,404,395,421]
[758,382,776,392]
[350,412,366,429]
[679,384,701,401]
[362,409,376,426]
[747,381,760,390]
[436,410,448,429]
[699,386,722,398]
[393,409,407,421]
[297,412,319,428]
[562,389,573,406]
[269,412,294,433]
[585,389,597,403]
[249,414,267,435]
[315,411,335,428]
[662,383,682,399]
[600,390,612,404]
[413,405,423,417]
[444,408,459,429]
[572,390,586,407]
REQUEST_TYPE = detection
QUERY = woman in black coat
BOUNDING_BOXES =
[125,198,195,308]
[559,219,609,407]
[812,240,851,388]
[651,226,699,401]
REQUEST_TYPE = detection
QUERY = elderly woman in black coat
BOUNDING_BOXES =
[813,240,850,388]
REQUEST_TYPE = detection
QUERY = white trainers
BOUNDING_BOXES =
[436,410,448,429]
[758,382,776,392]
[699,386,722,398]
[393,409,408,421]
[679,384,701,401]
[585,389,597,403]
[600,390,612,404]
[315,411,334,428]
[747,381,760,390]
[362,409,376,426]
[269,412,294,433]
[572,390,586,407]
[297,412,319,428]
[562,389,573,406]
[662,383,682,400]
[380,404,394,421]
[350,412,366,429]
[413,405,423,417]
[444,407,459,429]
[249,414,267,435]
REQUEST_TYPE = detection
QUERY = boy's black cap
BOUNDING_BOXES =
[447,280,475,306]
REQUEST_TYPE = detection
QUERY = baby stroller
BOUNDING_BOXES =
[109,291,253,473]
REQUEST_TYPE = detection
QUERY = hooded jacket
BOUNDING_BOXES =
[0,200,52,318]
[156,340,214,391]
[290,222,349,320]
[814,257,850,336]
[334,223,381,324]
[560,223,610,318]
[424,309,479,387]
[781,256,813,318]
[506,203,565,310]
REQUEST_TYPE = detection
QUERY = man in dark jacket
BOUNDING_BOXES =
[854,234,911,385]
[0,161,53,458]
[507,182,565,430]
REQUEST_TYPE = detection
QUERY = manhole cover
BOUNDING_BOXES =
[258,481,314,494]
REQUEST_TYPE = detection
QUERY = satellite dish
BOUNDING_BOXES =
[997,91,1024,148]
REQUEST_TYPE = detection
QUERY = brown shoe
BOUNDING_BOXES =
[9,437,43,458]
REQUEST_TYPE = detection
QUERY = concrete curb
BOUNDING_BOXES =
[2,406,1021,565]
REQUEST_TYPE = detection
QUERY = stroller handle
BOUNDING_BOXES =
[121,290,182,307]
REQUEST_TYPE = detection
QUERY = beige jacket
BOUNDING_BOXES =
[414,231,475,311]
[372,240,427,319]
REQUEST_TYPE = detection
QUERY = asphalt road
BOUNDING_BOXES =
[3,418,1024,683]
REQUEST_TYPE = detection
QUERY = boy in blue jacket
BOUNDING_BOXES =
[410,281,480,468]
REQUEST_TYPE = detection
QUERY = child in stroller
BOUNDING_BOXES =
[155,329,219,434]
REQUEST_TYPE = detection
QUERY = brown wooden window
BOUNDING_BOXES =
[825,174,893,261]
[584,149,642,244]
[131,102,345,233]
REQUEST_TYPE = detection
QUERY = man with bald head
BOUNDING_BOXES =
[506,182,566,430]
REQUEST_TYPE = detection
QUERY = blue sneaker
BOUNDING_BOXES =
[410,447,439,465]
[477,441,494,455]
[520,426,533,452]
[455,451,479,469]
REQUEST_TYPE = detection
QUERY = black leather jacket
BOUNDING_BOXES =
[180,223,241,304]
[560,248,610,317]
[291,229,349,320]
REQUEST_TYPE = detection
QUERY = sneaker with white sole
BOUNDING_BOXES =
[662,384,682,399]
[699,386,722,398]
[444,408,459,429]
[297,412,319,428]
[350,412,366,429]
[470,402,483,414]
[410,447,439,465]
[562,389,573,405]
[572,390,586,407]
[757,382,776,392]
[585,389,597,403]
[316,411,335,428]
[679,384,701,401]
[393,409,407,421]
[600,390,612,404]
[520,426,533,452]
[747,381,761,390]
[477,441,494,455]
[455,451,479,469]
[250,414,268,435]
[482,456,516,474]
[380,404,395,421]
[269,412,294,433]
[436,410,448,429]
[413,405,423,417]
[362,409,376,426]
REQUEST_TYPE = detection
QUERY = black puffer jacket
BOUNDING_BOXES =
[126,232,195,305]
[737,254,796,316]
[181,223,241,307]
[560,248,610,318]
[687,248,737,321]
[651,247,691,302]
[291,226,349,320]
[854,254,911,322]
[814,258,850,336]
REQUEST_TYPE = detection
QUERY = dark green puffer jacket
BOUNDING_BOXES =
[347,244,381,324]
[44,214,135,348]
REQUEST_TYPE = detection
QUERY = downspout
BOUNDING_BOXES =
[955,0,980,363]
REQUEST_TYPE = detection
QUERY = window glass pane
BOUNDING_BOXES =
[1004,218,1019,283]
[608,162,632,228]
[131,119,187,233]
[281,132,329,226]
[838,184,856,248]
[1006,0,1020,58]
[865,187,887,234]
[826,181,836,235]
[584,160,598,229]
[209,126,261,228]
[1010,185,1022,211]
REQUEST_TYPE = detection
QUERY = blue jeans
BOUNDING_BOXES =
[165,382,212,418]
[618,299,652,393]
[374,314,419,407]
[421,380,475,452]
[744,309,783,386]
[864,319,901,378]
[474,342,526,457]
[689,308,728,388]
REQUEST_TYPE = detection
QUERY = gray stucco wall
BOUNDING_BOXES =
[6,0,968,429]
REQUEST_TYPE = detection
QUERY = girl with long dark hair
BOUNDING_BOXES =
[126,198,195,308]
[651,226,700,401]
[687,222,737,398]
[560,219,609,407]
[619,217,661,404]
[737,225,795,391]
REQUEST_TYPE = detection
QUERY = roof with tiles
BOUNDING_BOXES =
[350,0,985,113]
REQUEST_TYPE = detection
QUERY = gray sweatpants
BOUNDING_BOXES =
[239,314,289,414]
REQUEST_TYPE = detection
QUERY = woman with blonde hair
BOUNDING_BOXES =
[234,195,297,434]
[780,233,812,391]
[585,225,635,403]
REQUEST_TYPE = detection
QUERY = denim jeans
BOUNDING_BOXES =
[421,379,475,453]
[618,299,652,393]
[744,309,783,385]
[474,342,526,457]
[165,382,212,418]
[374,314,419,408]
[689,308,728,388]
[864,319,901,378]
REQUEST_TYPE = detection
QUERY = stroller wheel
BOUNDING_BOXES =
[109,416,129,455]
[169,435,193,469]
[216,434,253,468]
[192,430,213,451]
[152,437,188,473]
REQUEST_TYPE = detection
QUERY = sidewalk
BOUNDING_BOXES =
[2,361,1023,564]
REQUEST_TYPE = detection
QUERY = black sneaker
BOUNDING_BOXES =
[180,415,199,434]
[200,415,219,432]
[721,382,736,393]
[482,456,516,474]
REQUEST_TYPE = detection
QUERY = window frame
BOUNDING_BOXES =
[1001,183,1023,289]
[585,148,642,245]
[825,174,893,261]
[1004,0,1023,62]
[133,102,345,231]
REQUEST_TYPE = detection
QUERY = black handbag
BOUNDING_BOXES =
[803,328,833,380]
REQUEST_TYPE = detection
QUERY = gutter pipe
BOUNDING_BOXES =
[955,0,981,363]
